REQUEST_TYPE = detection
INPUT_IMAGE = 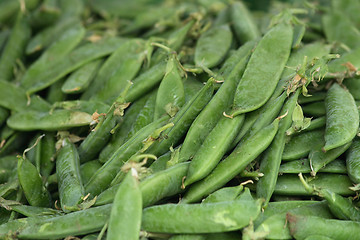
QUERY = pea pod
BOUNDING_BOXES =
[17,156,50,207]
[154,54,185,120]
[22,37,127,94]
[107,169,142,240]
[256,90,300,205]
[85,115,170,196]
[7,109,93,131]
[56,138,84,212]
[194,24,233,69]
[28,0,61,30]
[141,199,262,234]
[182,118,279,203]
[280,159,347,174]
[0,11,31,81]
[232,22,293,116]
[61,59,103,94]
[179,41,256,163]
[184,113,245,187]
[230,1,260,43]
[202,185,244,204]
[89,39,146,104]
[323,83,359,151]
[80,160,102,185]
[346,139,360,183]
[287,214,360,240]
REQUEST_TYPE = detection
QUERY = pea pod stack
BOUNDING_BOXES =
[1,0,360,239]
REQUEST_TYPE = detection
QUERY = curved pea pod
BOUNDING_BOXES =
[0,11,31,81]
[22,37,127,95]
[0,204,112,239]
[154,55,185,120]
[202,185,244,204]
[346,139,360,184]
[147,78,215,157]
[183,113,245,187]
[181,118,279,203]
[24,23,87,86]
[89,39,146,104]
[273,173,354,196]
[124,60,167,103]
[59,0,83,19]
[130,91,156,134]
[194,24,233,69]
[17,156,50,207]
[179,41,256,163]
[343,77,360,100]
[256,91,300,206]
[282,130,324,160]
[142,199,262,234]
[0,80,29,112]
[85,116,170,196]
[57,138,84,212]
[232,22,293,116]
[80,160,102,186]
[61,59,103,94]
[7,109,92,131]
[310,141,351,176]
[28,0,61,30]
[287,214,360,240]
[299,173,360,221]
[280,159,347,174]
[230,1,260,43]
[26,17,80,55]
[323,83,359,151]
[322,10,360,51]
[52,100,110,116]
[98,93,152,163]
[107,169,141,240]
[3,203,63,218]
[254,201,332,240]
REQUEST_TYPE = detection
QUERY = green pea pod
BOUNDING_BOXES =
[28,0,61,30]
[52,100,110,115]
[154,55,185,120]
[183,113,245,187]
[331,0,360,27]
[85,115,170,196]
[346,139,360,184]
[107,169,142,240]
[59,0,83,19]
[25,23,87,85]
[89,39,146,104]
[0,204,112,239]
[4,204,63,218]
[98,93,152,163]
[124,60,167,103]
[80,160,102,185]
[299,173,360,221]
[0,80,29,112]
[142,199,262,234]
[147,78,215,157]
[230,1,260,43]
[46,78,66,104]
[26,17,80,55]
[57,138,84,212]
[256,90,300,206]
[327,47,360,75]
[7,110,93,131]
[0,11,31,81]
[0,132,29,158]
[202,185,244,204]
[232,22,293,116]
[179,41,256,163]
[298,91,327,104]
[182,118,279,203]
[255,201,333,240]
[280,159,347,174]
[61,59,103,94]
[282,129,325,160]
[0,30,9,55]
[95,162,189,207]
[310,141,352,175]
[194,24,233,68]
[322,10,360,51]
[22,37,127,94]
[287,214,360,240]
[343,77,360,100]
[273,174,354,196]
[17,156,50,207]
[323,83,359,151]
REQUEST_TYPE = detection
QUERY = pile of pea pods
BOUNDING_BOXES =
[1,0,360,239]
